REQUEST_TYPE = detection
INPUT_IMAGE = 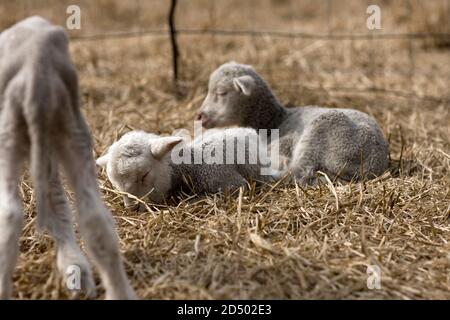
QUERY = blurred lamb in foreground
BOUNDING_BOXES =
[96,128,281,209]
[0,16,135,299]
[197,62,389,185]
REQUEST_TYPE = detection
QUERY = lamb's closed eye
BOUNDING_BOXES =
[140,171,150,184]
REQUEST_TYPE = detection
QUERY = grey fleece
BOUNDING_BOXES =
[168,133,274,197]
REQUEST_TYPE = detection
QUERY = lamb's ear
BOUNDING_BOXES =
[96,153,110,167]
[151,137,183,160]
[233,75,255,96]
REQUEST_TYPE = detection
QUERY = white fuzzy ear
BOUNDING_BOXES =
[151,136,183,160]
[233,75,255,96]
[96,153,109,167]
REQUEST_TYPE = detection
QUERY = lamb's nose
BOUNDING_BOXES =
[196,111,203,121]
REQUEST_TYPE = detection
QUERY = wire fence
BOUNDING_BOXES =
[70,28,450,42]
[20,0,450,104]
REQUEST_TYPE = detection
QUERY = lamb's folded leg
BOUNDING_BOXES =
[289,139,320,186]
[213,168,249,193]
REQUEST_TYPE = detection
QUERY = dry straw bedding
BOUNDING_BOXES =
[2,0,449,299]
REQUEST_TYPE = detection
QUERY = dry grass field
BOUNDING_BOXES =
[0,0,449,299]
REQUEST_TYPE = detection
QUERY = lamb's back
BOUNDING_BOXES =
[0,16,70,80]
[280,106,384,139]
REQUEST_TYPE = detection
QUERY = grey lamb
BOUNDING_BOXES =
[0,16,135,299]
[197,61,389,185]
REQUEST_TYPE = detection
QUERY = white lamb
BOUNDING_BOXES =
[96,128,280,208]
[197,62,390,185]
[0,17,136,299]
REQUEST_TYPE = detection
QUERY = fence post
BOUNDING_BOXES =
[168,0,179,92]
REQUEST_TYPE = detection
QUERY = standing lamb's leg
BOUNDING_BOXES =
[0,110,25,299]
[44,167,96,298]
[289,137,321,186]
[59,123,136,300]
[0,153,23,299]
[0,158,23,299]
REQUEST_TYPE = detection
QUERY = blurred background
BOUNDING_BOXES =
[1,0,448,103]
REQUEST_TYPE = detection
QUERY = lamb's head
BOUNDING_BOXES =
[96,131,182,209]
[197,61,278,129]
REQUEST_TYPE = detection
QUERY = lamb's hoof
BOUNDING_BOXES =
[69,285,97,300]
[0,284,12,300]
[60,259,97,299]
[105,286,138,300]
